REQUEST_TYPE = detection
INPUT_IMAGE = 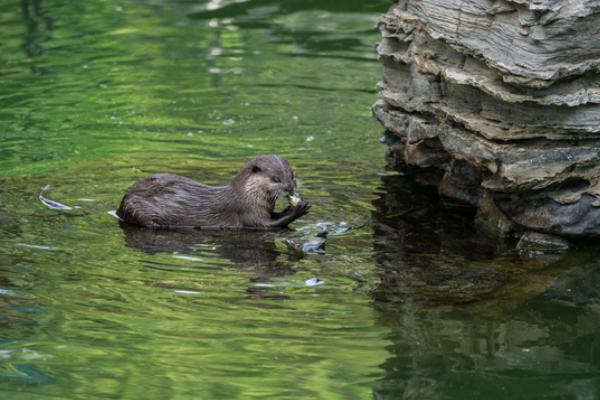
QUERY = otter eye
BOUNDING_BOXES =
[271,176,281,183]
[252,166,261,173]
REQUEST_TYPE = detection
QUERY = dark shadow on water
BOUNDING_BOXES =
[21,0,53,73]
[369,173,600,399]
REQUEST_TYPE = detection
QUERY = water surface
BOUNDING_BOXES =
[1,1,600,399]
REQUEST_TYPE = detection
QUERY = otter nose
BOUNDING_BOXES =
[285,184,295,194]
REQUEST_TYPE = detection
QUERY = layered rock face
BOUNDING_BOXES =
[373,0,600,242]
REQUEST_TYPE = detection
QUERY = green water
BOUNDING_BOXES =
[1,1,600,399]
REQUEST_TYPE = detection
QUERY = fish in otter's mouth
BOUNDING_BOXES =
[288,193,301,206]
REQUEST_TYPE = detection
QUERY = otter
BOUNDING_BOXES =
[116,155,310,229]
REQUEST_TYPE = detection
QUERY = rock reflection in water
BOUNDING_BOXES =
[370,172,554,309]
[370,173,600,399]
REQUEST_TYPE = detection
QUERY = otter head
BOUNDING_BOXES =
[235,155,298,208]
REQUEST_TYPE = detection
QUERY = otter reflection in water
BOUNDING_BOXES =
[120,223,285,265]
[119,223,299,300]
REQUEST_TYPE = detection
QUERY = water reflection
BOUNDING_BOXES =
[188,0,380,55]
[120,223,280,265]
[119,224,298,299]
[0,264,54,385]
[371,173,524,308]
[21,0,53,61]
[370,174,600,398]
[189,0,385,18]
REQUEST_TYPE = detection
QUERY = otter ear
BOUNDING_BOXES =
[252,165,261,173]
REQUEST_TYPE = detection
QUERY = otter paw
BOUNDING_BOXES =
[294,201,311,217]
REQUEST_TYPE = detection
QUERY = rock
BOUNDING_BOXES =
[516,232,571,255]
[393,0,600,88]
[496,192,600,237]
[373,0,600,239]
[438,159,481,206]
[475,191,515,238]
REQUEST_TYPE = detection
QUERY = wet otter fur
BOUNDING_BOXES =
[116,155,310,229]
